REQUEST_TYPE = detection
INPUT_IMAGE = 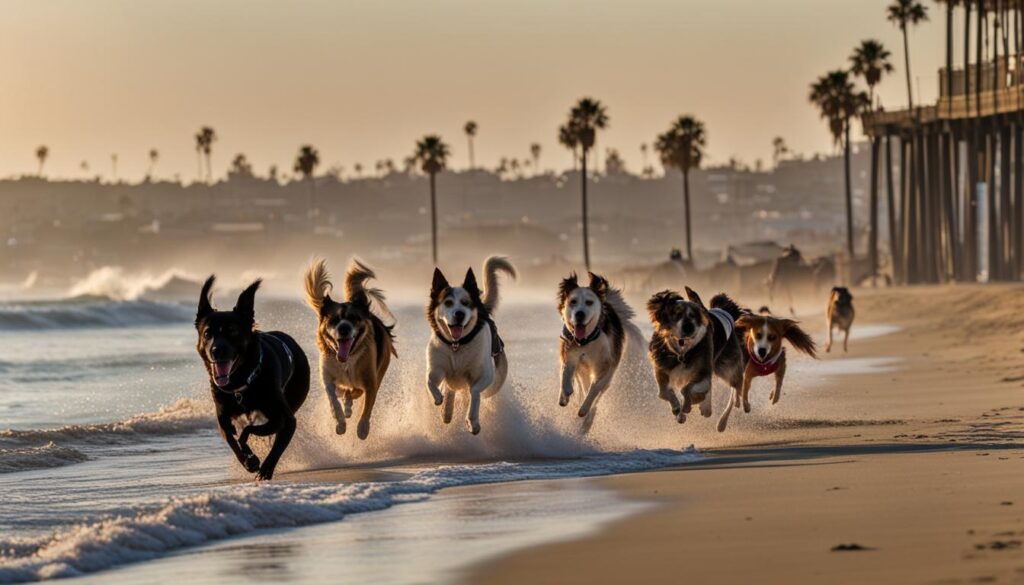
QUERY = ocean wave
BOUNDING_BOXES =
[0,299,192,330]
[0,443,89,474]
[0,399,214,450]
[0,448,697,582]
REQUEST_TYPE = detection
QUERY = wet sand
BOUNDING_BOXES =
[470,283,1024,584]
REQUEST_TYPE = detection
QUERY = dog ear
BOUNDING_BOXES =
[684,286,704,307]
[463,268,480,299]
[587,272,609,299]
[558,273,579,308]
[431,268,449,298]
[233,279,262,326]
[646,290,675,325]
[196,275,216,327]
[780,319,817,358]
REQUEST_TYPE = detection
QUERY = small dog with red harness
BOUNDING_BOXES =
[715,313,816,432]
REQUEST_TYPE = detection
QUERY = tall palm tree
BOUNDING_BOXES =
[294,145,320,222]
[771,136,789,166]
[654,115,707,263]
[810,70,870,258]
[195,126,217,182]
[464,121,477,170]
[887,0,929,112]
[414,135,451,265]
[561,97,608,269]
[850,39,895,109]
[530,142,542,176]
[35,146,48,177]
[148,148,159,179]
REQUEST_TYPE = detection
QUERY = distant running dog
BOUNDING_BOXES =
[647,287,745,429]
[426,256,516,435]
[556,272,643,433]
[826,286,855,353]
[716,313,817,432]
[304,258,396,440]
[195,277,310,481]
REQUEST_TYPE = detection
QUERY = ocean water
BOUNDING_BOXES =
[0,293,707,583]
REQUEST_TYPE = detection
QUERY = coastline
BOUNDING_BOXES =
[467,284,1024,584]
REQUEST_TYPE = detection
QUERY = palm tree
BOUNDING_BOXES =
[293,145,320,222]
[354,162,363,178]
[654,115,707,263]
[195,126,217,182]
[809,70,870,258]
[413,135,451,265]
[35,146,48,177]
[530,143,542,176]
[464,121,477,170]
[561,97,608,269]
[887,0,929,112]
[194,132,204,180]
[850,39,895,109]
[558,123,580,171]
[771,136,789,166]
[148,148,159,180]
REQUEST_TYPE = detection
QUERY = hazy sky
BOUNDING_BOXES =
[0,0,949,182]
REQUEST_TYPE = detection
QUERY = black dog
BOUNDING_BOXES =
[195,276,310,480]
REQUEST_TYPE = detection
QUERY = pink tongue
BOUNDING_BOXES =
[213,361,233,385]
[337,338,354,362]
[574,325,587,340]
[450,325,464,340]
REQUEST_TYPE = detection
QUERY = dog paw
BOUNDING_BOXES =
[335,421,346,435]
[467,420,481,435]
[256,465,275,481]
[357,420,370,440]
[700,406,713,418]
[743,401,752,413]
[433,396,444,406]
[559,393,571,407]
[716,419,728,433]
[242,453,260,473]
[676,411,687,424]
[577,407,589,418]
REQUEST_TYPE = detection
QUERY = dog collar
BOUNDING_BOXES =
[748,346,784,377]
[561,314,604,347]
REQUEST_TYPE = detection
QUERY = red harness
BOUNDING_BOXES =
[748,347,784,377]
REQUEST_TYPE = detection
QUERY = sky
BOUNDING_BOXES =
[0,0,950,182]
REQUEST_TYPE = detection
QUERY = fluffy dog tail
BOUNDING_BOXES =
[304,258,332,313]
[481,256,517,313]
[604,285,645,348]
[710,293,744,321]
[344,258,395,322]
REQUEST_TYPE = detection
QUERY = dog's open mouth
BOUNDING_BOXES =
[336,337,354,362]
[449,324,464,340]
[574,324,587,340]
[212,359,236,387]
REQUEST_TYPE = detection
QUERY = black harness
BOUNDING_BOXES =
[560,314,605,347]
[438,316,504,357]
[215,333,295,404]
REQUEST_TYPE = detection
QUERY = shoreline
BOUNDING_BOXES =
[466,283,1024,584]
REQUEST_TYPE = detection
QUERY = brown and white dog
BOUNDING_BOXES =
[825,286,855,353]
[647,287,746,429]
[304,258,396,440]
[715,313,817,432]
[557,272,643,433]
[426,256,516,435]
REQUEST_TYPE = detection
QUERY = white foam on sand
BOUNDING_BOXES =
[0,449,697,583]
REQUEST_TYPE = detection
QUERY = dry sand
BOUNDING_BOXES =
[468,283,1024,585]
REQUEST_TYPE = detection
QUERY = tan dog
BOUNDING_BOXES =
[716,313,816,432]
[826,286,855,353]
[304,258,396,440]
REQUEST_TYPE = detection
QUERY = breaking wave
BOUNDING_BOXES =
[0,443,89,474]
[0,448,697,583]
[0,299,192,330]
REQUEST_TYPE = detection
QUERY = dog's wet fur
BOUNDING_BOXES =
[826,286,855,353]
[425,256,516,435]
[304,258,396,440]
[195,276,310,481]
[647,287,746,430]
[556,272,642,433]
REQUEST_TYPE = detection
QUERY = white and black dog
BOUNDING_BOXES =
[557,272,643,432]
[647,287,746,432]
[426,256,516,435]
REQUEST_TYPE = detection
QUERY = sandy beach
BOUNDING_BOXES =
[471,283,1024,585]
